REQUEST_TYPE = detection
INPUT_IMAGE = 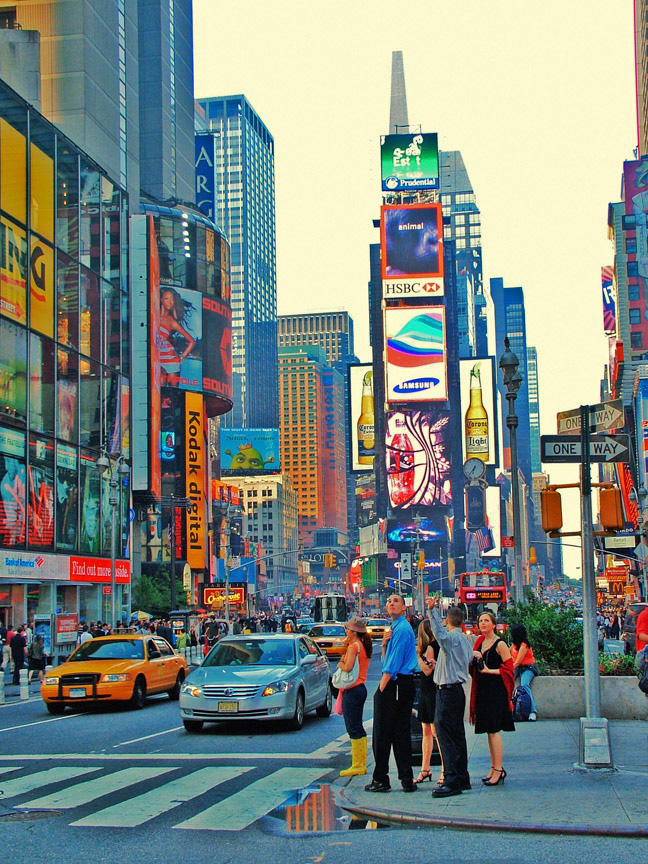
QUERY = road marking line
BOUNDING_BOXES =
[0,713,89,733]
[21,767,172,809]
[0,696,42,709]
[174,766,330,832]
[113,726,184,747]
[0,767,100,799]
[71,766,252,827]
[0,751,333,762]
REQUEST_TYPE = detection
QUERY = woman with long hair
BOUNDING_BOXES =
[158,288,196,386]
[469,611,515,786]
[510,622,538,721]
[414,618,444,786]
[337,616,373,777]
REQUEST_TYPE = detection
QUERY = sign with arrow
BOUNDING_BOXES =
[540,434,631,464]
[556,399,624,435]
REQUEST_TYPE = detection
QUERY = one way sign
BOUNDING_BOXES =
[540,434,631,464]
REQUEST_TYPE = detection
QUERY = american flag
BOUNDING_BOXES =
[474,526,495,554]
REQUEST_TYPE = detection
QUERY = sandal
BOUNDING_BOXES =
[435,775,445,787]
[413,769,432,785]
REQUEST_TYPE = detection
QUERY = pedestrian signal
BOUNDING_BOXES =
[417,551,425,570]
[599,487,623,531]
[529,547,537,565]
[540,489,563,533]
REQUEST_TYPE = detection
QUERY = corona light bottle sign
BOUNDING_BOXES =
[464,363,489,462]
[357,370,375,465]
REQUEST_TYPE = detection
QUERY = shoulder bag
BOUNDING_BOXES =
[332,644,360,690]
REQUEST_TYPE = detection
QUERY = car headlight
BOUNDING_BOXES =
[262,680,289,697]
[181,683,203,697]
[100,673,133,683]
[44,677,59,686]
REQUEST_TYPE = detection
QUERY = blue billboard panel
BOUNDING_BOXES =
[195,134,217,221]
[220,428,280,475]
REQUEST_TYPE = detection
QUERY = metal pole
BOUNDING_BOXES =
[580,405,601,718]
[170,505,176,613]
[507,391,524,603]
[109,475,117,630]
[224,510,230,627]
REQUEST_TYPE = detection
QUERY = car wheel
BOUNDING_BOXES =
[46,702,66,715]
[183,719,204,733]
[168,671,185,701]
[129,676,147,710]
[316,682,333,717]
[288,689,305,730]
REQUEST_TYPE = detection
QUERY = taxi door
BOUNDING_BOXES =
[145,638,170,692]
[153,637,179,689]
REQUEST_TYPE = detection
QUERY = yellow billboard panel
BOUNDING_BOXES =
[0,215,27,325]
[185,392,206,569]
[30,142,54,242]
[0,118,26,224]
[29,236,54,338]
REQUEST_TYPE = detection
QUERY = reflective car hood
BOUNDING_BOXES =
[186,665,299,686]
[49,659,143,676]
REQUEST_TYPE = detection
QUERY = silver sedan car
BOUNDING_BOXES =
[180,634,332,732]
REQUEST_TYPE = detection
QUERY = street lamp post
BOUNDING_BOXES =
[96,451,130,629]
[413,513,423,614]
[499,338,524,604]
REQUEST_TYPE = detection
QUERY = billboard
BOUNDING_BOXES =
[380,203,444,280]
[602,265,616,336]
[0,214,27,325]
[0,426,26,547]
[220,428,280,475]
[185,392,206,569]
[623,159,648,278]
[384,306,447,403]
[382,277,444,301]
[202,295,233,410]
[386,409,452,510]
[387,511,448,545]
[157,283,202,391]
[195,133,217,221]
[380,132,439,192]
[148,216,162,499]
[459,357,499,468]
[636,377,648,488]
[348,364,375,472]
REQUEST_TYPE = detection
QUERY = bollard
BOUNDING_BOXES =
[0,673,4,704]
[19,667,29,700]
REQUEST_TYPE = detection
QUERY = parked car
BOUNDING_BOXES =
[41,635,189,714]
[180,634,332,732]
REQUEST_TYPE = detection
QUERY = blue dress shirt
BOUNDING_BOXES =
[382,614,418,680]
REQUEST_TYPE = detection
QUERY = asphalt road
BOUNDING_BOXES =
[0,660,643,863]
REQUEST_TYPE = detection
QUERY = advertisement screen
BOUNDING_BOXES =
[387,510,448,546]
[380,203,444,280]
[0,426,26,547]
[348,364,375,472]
[28,434,55,549]
[220,428,280,475]
[384,306,447,403]
[148,216,161,499]
[623,159,648,280]
[157,283,202,391]
[459,357,499,468]
[380,132,439,192]
[202,295,233,410]
[602,265,615,335]
[482,485,502,558]
[386,409,452,510]
[0,214,28,326]
[382,277,444,301]
[56,443,77,551]
[185,392,206,569]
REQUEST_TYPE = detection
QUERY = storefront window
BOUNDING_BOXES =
[0,214,28,328]
[79,448,101,555]
[27,582,54,617]
[28,433,55,550]
[80,267,101,362]
[56,584,77,615]
[56,442,78,552]
[101,178,121,287]
[79,358,101,448]
[79,583,101,624]
[29,117,55,243]
[0,318,27,426]
[56,145,79,259]
[57,252,79,349]
[29,333,55,436]
[79,161,101,273]
[0,425,26,548]
[103,278,121,369]
[57,347,78,444]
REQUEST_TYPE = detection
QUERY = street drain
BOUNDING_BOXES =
[260,784,388,834]
[0,809,61,822]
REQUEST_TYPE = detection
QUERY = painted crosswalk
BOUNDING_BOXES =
[0,763,333,832]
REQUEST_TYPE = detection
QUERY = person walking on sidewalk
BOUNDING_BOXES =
[469,611,515,787]
[10,625,26,685]
[510,622,538,721]
[414,619,444,787]
[426,595,473,798]
[365,594,418,794]
[338,616,373,777]
[27,634,46,684]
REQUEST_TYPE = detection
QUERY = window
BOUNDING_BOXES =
[630,308,641,325]
[631,331,643,349]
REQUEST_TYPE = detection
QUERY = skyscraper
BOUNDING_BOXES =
[635,0,648,156]
[196,95,278,429]
[527,346,541,473]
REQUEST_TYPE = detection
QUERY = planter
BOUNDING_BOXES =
[531,676,647,719]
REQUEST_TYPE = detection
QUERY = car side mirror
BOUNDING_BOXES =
[301,654,317,665]
[149,649,161,659]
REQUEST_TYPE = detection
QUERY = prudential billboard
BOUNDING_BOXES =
[380,132,439,191]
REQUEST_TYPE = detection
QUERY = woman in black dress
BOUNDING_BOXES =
[470,612,515,786]
[414,619,444,785]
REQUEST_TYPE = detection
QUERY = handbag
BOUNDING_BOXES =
[331,645,360,690]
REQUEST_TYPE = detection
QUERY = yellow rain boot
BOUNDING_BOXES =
[340,737,367,777]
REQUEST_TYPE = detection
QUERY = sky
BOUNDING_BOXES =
[193,0,638,573]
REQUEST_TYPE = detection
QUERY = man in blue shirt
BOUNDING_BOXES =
[364,594,418,793]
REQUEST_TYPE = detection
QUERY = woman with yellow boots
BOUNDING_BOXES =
[337,616,373,776]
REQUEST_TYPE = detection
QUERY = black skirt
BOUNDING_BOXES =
[418,672,437,724]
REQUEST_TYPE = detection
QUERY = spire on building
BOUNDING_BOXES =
[389,50,409,133]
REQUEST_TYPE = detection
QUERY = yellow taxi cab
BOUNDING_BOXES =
[41,634,189,714]
[307,624,347,658]
[365,618,391,640]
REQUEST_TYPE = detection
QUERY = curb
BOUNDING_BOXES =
[338,790,648,838]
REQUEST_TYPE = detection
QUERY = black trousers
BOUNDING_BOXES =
[434,684,469,790]
[371,676,415,785]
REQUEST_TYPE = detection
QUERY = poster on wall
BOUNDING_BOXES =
[380,132,439,192]
[157,283,203,391]
[459,357,499,468]
[384,306,447,403]
[348,364,375,472]
[0,426,26,547]
[385,410,452,510]
[220,428,280,475]
[380,203,444,280]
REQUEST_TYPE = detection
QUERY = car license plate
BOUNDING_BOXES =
[218,700,238,713]
[69,688,87,698]
[320,642,331,648]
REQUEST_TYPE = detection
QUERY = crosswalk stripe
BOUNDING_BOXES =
[174,766,330,832]
[0,767,99,799]
[21,767,172,810]
[70,766,252,828]
[0,766,22,777]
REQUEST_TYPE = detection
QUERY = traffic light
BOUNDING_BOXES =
[540,488,563,533]
[330,554,337,568]
[417,550,425,571]
[599,487,623,531]
[529,546,537,565]
[324,553,333,568]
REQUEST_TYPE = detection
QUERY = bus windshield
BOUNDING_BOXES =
[312,594,348,623]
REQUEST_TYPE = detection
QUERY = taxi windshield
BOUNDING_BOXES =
[309,626,345,637]
[204,639,296,667]
[69,640,144,661]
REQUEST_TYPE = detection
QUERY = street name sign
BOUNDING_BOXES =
[540,434,630,463]
[556,399,624,435]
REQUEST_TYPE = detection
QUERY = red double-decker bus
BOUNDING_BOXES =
[456,570,508,635]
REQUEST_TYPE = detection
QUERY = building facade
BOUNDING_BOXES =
[196,95,278,429]
[527,346,541,474]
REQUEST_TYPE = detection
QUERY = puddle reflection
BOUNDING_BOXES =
[261,784,388,834]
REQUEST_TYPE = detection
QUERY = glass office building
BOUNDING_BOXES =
[0,80,131,632]
[196,95,278,429]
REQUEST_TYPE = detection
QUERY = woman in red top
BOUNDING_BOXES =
[510,622,538,721]
[337,616,372,777]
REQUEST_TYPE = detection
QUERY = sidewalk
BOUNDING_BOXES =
[338,719,648,836]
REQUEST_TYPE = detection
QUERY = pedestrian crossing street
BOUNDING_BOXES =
[0,763,333,831]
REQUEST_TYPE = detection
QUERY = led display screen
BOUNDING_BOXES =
[220,428,280,475]
[380,203,444,280]
[0,426,26,547]
[459,357,499,468]
[386,409,451,510]
[157,283,202,391]
[380,132,439,192]
[384,306,447,403]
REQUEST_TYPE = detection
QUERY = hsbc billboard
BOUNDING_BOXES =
[382,278,444,300]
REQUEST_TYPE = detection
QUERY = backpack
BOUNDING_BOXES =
[512,685,533,721]
[638,648,648,694]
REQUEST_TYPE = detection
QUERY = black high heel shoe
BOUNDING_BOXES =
[483,768,506,787]
[413,769,432,785]
[481,766,495,784]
